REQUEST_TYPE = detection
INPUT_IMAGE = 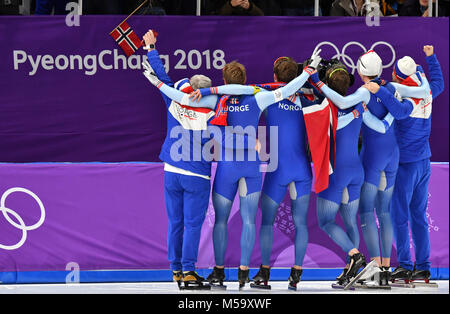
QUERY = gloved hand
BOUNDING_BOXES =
[309,49,322,70]
[142,61,161,86]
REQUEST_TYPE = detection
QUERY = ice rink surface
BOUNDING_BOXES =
[0,281,447,294]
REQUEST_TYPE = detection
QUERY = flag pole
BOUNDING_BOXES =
[109,0,149,34]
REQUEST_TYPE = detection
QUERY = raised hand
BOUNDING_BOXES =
[423,45,434,57]
[143,30,157,46]
[309,49,322,70]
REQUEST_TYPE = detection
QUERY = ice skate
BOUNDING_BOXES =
[173,271,183,289]
[207,267,227,290]
[390,266,412,283]
[390,266,415,288]
[344,255,376,290]
[331,268,354,290]
[238,268,250,290]
[355,267,391,290]
[356,261,381,284]
[410,269,438,288]
[179,271,211,290]
[250,265,271,290]
[287,267,302,291]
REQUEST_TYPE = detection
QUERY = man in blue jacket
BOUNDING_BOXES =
[142,30,217,290]
[364,45,445,283]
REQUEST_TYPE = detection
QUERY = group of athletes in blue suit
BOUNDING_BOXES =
[141,30,444,290]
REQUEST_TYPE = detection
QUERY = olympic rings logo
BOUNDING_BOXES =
[0,187,45,250]
[313,41,396,75]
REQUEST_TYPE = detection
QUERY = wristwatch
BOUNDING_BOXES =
[144,43,156,50]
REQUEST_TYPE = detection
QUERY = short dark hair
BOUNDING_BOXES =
[273,57,298,83]
[326,68,350,96]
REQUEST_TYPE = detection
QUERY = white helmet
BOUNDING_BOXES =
[394,56,417,80]
[357,50,382,77]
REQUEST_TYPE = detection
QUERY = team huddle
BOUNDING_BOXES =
[141,29,444,291]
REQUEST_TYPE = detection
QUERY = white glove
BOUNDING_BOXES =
[142,60,154,73]
[142,60,161,86]
[309,49,322,70]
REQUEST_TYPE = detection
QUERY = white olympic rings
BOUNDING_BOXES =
[313,41,397,75]
[0,187,46,250]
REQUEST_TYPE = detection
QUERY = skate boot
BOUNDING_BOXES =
[250,265,271,290]
[356,262,381,285]
[173,271,183,289]
[207,267,227,290]
[345,253,367,280]
[379,267,391,287]
[288,267,302,291]
[410,268,438,288]
[344,254,377,290]
[336,268,348,285]
[331,268,351,290]
[180,271,211,290]
[238,268,250,290]
[411,269,431,283]
[357,266,391,290]
[391,266,412,284]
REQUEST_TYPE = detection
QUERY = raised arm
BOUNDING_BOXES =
[309,72,371,109]
[423,49,444,98]
[143,30,173,86]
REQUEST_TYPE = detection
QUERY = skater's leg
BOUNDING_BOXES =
[391,163,416,271]
[164,171,184,272]
[409,159,431,272]
[181,175,211,272]
[340,199,360,251]
[259,192,280,267]
[239,190,260,268]
[375,185,394,267]
[359,181,382,262]
[377,154,398,268]
[212,191,235,267]
[291,193,311,268]
[238,176,262,269]
[317,197,356,254]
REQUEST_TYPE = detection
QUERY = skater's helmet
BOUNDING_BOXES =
[393,56,417,82]
[357,50,382,77]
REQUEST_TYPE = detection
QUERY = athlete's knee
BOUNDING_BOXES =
[317,215,334,230]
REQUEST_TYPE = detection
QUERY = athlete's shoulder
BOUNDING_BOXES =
[382,81,397,94]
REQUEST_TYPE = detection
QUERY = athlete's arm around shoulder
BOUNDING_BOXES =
[309,72,370,110]
[364,83,414,120]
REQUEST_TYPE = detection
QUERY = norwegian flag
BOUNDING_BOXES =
[110,21,142,57]
[302,98,338,193]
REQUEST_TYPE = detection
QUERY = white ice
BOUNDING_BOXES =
[0,281,448,294]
